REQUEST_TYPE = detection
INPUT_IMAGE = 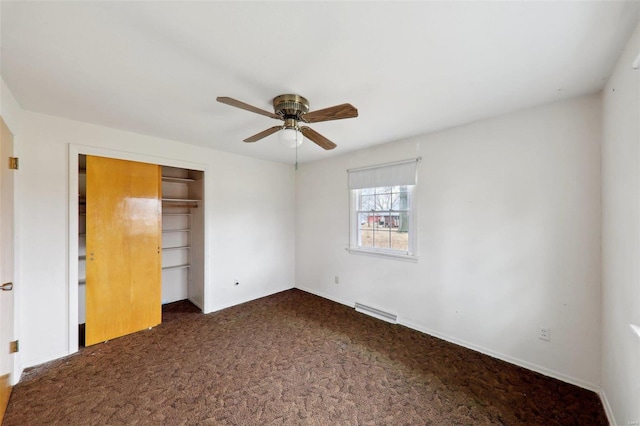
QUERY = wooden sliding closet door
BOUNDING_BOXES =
[85,156,162,346]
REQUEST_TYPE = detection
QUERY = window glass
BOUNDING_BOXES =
[352,185,414,255]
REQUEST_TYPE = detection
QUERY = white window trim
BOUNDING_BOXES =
[347,246,419,262]
[349,185,418,261]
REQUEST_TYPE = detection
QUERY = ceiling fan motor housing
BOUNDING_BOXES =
[273,94,309,119]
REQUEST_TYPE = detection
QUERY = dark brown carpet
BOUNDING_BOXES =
[4,289,607,425]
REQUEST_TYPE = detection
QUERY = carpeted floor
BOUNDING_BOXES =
[4,289,607,425]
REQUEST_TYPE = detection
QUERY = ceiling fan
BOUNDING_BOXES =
[216,94,358,150]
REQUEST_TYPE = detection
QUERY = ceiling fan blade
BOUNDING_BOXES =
[300,126,337,150]
[217,97,281,120]
[301,103,358,123]
[243,126,282,143]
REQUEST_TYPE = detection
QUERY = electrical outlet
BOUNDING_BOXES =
[538,327,550,341]
[627,422,639,426]
[334,276,339,284]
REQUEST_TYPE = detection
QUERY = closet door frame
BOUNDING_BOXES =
[67,145,208,355]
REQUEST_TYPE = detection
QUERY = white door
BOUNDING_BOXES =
[0,117,16,422]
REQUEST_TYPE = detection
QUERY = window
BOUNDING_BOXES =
[348,159,418,259]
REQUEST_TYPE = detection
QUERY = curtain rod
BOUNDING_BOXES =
[347,157,422,173]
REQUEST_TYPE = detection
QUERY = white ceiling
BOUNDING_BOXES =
[1,1,639,164]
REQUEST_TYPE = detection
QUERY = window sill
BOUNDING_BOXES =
[347,247,418,262]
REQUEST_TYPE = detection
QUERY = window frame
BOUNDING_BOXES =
[349,184,418,261]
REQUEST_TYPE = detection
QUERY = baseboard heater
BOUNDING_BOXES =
[354,302,397,324]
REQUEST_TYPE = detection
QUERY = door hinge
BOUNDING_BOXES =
[9,157,19,170]
[9,340,19,353]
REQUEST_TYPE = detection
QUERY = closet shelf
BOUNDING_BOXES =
[162,246,191,251]
[162,198,200,203]
[162,176,196,183]
[162,198,200,208]
[162,229,191,233]
[162,213,191,217]
[162,264,191,271]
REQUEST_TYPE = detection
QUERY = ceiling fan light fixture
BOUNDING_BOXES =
[278,127,303,148]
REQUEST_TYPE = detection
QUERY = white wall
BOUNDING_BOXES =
[602,21,640,426]
[0,80,23,135]
[14,109,295,368]
[296,94,603,389]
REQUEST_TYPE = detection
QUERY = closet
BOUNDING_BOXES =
[160,165,204,307]
[78,155,204,346]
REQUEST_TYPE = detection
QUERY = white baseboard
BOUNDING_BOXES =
[599,389,617,426]
[295,286,353,309]
[187,297,203,310]
[295,285,601,394]
[10,366,23,386]
[399,318,600,393]
[209,285,295,314]
[23,349,72,370]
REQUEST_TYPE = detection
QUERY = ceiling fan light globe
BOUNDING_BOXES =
[278,127,303,148]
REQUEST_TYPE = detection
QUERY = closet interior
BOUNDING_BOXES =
[78,155,204,345]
